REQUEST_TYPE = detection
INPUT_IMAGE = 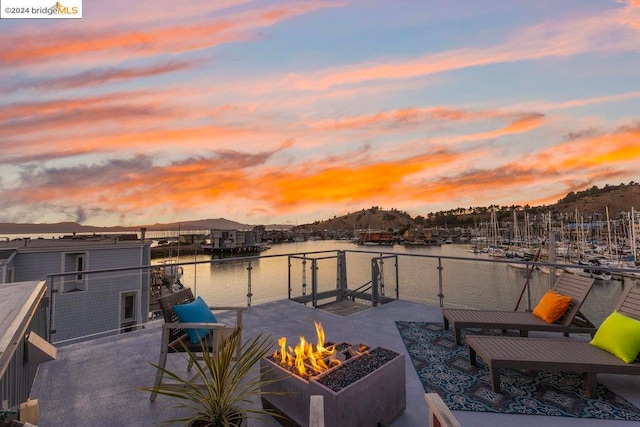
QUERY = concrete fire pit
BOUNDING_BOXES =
[261,342,406,427]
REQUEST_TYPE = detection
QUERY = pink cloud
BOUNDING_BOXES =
[281,7,633,92]
[1,2,340,68]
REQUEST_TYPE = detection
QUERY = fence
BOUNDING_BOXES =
[43,249,640,345]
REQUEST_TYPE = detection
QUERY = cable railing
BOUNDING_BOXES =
[43,248,640,345]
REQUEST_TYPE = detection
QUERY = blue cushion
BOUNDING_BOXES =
[172,296,218,344]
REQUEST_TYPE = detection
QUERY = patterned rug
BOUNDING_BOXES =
[396,321,640,420]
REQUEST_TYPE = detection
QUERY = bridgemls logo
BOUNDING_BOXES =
[1,0,83,19]
[53,1,79,15]
[32,2,79,15]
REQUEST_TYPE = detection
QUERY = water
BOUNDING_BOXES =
[162,240,637,326]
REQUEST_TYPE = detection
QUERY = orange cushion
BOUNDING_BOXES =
[532,290,572,323]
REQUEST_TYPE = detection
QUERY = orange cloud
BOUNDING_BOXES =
[251,151,464,209]
[1,2,339,67]
[5,151,278,214]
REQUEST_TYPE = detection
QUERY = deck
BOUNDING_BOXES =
[30,299,640,427]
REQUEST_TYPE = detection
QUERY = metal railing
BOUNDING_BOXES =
[0,281,49,412]
[42,248,640,345]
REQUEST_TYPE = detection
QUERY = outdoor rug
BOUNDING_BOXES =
[396,321,640,420]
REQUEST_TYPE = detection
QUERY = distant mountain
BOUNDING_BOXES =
[144,218,249,231]
[0,217,295,235]
[0,218,252,235]
[0,222,132,234]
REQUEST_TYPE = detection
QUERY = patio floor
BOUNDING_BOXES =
[31,299,640,426]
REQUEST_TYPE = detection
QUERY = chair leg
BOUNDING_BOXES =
[585,372,597,398]
[151,328,170,401]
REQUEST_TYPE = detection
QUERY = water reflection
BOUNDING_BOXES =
[155,241,637,325]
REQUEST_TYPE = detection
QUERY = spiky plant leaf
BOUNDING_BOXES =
[142,327,289,426]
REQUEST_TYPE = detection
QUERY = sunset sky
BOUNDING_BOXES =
[2,0,640,227]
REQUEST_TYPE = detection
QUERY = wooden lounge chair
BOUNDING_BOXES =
[149,288,246,401]
[442,272,596,345]
[466,285,640,398]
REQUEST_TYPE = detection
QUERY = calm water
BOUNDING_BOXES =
[165,240,637,326]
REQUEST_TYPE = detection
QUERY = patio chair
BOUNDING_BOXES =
[442,271,596,345]
[466,285,640,398]
[149,288,246,401]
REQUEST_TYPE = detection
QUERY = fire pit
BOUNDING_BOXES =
[261,322,406,427]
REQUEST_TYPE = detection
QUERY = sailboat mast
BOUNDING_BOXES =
[632,208,637,264]
[605,206,612,262]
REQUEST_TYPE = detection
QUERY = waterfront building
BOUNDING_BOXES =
[0,234,151,343]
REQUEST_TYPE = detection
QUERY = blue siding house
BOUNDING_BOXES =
[0,235,151,344]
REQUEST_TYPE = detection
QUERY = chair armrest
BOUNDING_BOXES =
[162,321,226,330]
[207,306,247,312]
[208,306,246,329]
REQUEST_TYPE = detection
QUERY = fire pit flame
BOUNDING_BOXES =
[273,321,340,377]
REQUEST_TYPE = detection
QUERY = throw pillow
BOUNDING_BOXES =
[532,289,572,323]
[591,310,640,363]
[172,296,218,344]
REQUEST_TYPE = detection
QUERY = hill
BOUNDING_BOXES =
[301,207,415,234]
[297,182,640,232]
[552,183,640,217]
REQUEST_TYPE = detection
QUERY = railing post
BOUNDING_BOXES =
[311,259,318,308]
[548,231,557,289]
[246,259,253,307]
[378,254,385,297]
[437,257,444,307]
[337,251,347,300]
[394,254,399,300]
[302,255,307,296]
[371,259,379,307]
[47,276,56,340]
[287,255,292,300]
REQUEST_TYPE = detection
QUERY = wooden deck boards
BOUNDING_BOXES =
[316,299,371,316]
[467,335,640,398]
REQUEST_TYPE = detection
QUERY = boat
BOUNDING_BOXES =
[565,260,612,281]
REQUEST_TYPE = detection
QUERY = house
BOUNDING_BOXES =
[0,234,151,344]
[205,229,264,253]
[359,229,395,245]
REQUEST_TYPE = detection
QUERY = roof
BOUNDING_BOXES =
[0,236,149,253]
[0,249,16,260]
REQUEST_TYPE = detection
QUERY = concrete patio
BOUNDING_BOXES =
[31,299,640,426]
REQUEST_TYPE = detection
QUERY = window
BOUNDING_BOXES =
[121,292,137,333]
[61,252,88,292]
[76,254,85,281]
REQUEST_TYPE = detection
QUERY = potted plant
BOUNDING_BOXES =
[143,328,285,426]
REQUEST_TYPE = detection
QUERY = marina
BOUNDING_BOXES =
[152,240,637,327]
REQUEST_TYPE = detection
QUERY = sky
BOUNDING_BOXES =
[1,0,640,227]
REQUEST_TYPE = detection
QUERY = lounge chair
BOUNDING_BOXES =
[466,285,640,398]
[149,288,246,401]
[442,272,596,345]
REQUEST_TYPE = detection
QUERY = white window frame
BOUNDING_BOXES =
[60,251,88,293]
[120,291,138,333]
